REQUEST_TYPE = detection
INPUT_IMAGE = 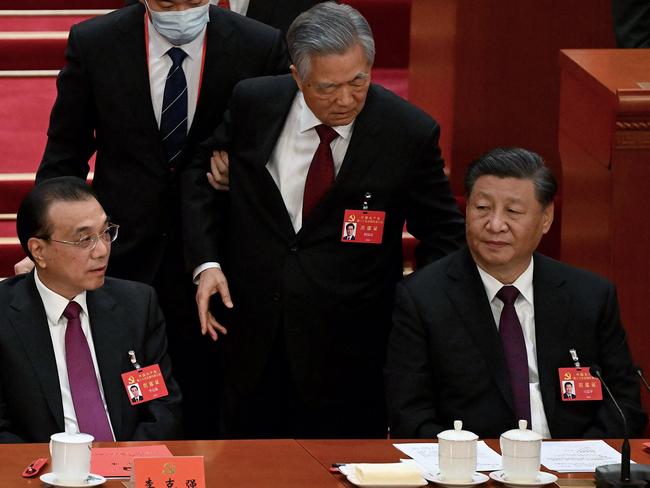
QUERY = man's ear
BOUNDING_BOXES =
[28,238,46,268]
[290,65,304,92]
[541,201,554,235]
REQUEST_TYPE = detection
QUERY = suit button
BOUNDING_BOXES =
[290,246,298,253]
[272,292,281,302]
[162,232,168,238]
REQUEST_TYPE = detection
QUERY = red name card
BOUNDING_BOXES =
[91,445,172,477]
[133,456,205,488]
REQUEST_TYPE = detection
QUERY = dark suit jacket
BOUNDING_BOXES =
[613,0,650,48]
[0,273,182,443]
[37,4,288,284]
[385,247,648,439]
[183,75,465,416]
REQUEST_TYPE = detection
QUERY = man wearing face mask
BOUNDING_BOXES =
[34,0,289,438]
[124,0,328,35]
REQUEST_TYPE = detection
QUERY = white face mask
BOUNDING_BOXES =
[145,1,210,46]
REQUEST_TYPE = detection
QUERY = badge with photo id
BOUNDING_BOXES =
[121,364,169,405]
[558,367,603,401]
[341,209,385,244]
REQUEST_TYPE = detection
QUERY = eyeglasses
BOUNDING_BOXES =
[42,224,119,251]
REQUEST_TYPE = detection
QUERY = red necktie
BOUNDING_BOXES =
[217,0,231,9]
[303,124,338,220]
[64,302,113,441]
[497,286,532,425]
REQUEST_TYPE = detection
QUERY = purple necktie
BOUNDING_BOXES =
[63,301,113,441]
[496,286,532,425]
[303,124,339,221]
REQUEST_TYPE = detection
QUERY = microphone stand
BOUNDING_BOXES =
[590,366,649,488]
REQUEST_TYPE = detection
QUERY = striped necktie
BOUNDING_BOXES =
[161,47,188,165]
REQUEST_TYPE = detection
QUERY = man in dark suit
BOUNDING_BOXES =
[385,147,647,439]
[0,177,182,443]
[33,0,288,438]
[563,382,576,400]
[184,3,465,438]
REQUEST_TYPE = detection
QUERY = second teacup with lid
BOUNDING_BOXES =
[437,420,478,482]
[500,419,543,482]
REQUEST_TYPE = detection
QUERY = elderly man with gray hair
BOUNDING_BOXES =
[182,2,464,438]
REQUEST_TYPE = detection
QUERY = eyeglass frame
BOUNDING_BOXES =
[37,223,120,251]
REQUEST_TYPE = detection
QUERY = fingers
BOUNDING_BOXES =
[195,268,233,341]
[14,256,34,275]
[206,171,229,191]
[211,150,229,183]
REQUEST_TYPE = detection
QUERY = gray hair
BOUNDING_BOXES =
[287,2,375,81]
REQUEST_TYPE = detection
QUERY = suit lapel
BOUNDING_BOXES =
[248,76,300,241]
[7,273,64,431]
[297,84,382,238]
[86,289,126,440]
[188,7,235,143]
[531,254,569,430]
[114,6,162,151]
[444,249,517,414]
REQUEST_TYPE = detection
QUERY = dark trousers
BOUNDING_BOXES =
[220,325,387,439]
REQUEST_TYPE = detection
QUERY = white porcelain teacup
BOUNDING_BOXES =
[500,420,542,482]
[437,420,478,482]
[49,432,94,483]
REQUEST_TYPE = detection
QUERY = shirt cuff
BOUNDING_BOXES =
[192,262,221,284]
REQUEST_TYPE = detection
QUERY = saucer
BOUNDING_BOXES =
[426,472,490,487]
[489,470,558,487]
[40,472,106,487]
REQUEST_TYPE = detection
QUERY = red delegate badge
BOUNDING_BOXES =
[558,367,603,401]
[121,364,169,405]
[341,209,385,244]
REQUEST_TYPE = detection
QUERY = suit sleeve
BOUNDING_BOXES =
[131,288,183,440]
[403,123,465,268]
[0,378,26,443]
[385,282,445,438]
[583,283,647,437]
[181,25,289,272]
[37,25,95,183]
[613,0,650,48]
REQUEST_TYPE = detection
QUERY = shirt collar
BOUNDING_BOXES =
[34,269,89,325]
[476,257,535,305]
[147,17,206,62]
[297,92,355,140]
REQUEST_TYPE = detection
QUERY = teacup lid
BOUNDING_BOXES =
[500,420,543,441]
[437,420,478,441]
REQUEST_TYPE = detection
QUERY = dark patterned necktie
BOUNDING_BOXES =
[303,124,338,220]
[161,47,188,164]
[496,286,532,425]
[63,301,113,441]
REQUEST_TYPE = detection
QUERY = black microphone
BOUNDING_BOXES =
[589,365,649,488]
[633,366,650,395]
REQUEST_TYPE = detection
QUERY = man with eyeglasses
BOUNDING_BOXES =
[0,177,182,443]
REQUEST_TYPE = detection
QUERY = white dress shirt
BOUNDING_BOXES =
[34,270,116,439]
[147,17,206,130]
[476,258,552,438]
[266,92,354,232]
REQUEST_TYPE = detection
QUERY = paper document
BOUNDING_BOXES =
[541,440,630,473]
[393,440,502,473]
[91,445,173,478]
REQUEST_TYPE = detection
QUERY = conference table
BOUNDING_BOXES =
[1,438,648,487]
